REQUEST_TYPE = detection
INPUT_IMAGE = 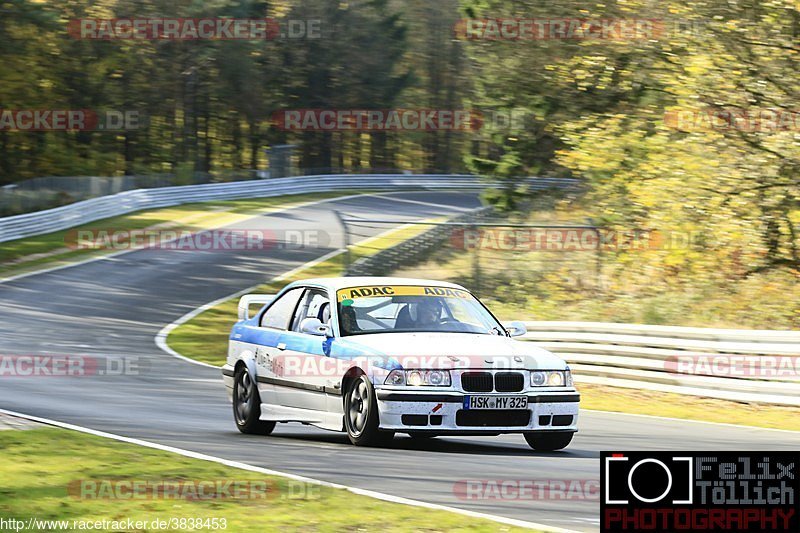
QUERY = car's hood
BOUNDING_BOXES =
[335,332,567,370]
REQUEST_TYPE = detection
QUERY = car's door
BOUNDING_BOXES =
[252,287,305,407]
[275,287,334,411]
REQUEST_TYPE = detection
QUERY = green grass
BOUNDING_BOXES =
[166,221,443,366]
[0,427,529,532]
[0,191,366,279]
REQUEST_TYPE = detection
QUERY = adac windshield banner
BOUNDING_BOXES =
[337,285,471,302]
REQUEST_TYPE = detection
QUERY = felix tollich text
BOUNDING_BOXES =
[696,456,795,505]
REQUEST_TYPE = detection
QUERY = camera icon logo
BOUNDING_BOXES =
[604,454,693,505]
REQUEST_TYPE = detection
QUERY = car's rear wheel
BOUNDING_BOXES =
[344,375,394,446]
[524,431,573,451]
[233,366,275,435]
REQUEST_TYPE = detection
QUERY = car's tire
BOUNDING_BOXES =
[233,365,275,435]
[524,431,573,451]
[344,375,394,446]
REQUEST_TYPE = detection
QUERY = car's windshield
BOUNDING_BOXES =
[336,285,504,336]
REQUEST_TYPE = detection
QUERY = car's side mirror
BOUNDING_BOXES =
[504,321,527,337]
[299,317,333,337]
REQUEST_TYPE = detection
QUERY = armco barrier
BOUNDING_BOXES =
[522,321,800,406]
[0,174,578,243]
[345,207,493,276]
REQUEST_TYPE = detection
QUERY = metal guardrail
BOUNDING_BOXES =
[0,172,264,216]
[0,174,578,243]
[522,321,800,406]
[345,207,494,276]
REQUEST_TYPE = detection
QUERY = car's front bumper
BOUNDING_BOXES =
[376,389,579,434]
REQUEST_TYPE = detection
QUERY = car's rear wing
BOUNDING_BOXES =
[238,294,276,320]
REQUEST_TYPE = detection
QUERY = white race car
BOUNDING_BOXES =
[222,277,579,450]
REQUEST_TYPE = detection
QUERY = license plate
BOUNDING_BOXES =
[463,395,528,410]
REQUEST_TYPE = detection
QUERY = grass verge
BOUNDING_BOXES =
[166,221,443,366]
[0,426,529,532]
[0,191,366,280]
[579,383,800,431]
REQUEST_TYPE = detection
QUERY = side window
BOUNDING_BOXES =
[259,288,304,330]
[290,289,330,332]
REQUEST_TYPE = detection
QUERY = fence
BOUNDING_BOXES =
[343,208,496,276]
[0,174,579,243]
[0,171,262,216]
[0,167,575,216]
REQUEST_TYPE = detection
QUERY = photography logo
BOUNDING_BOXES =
[601,452,798,532]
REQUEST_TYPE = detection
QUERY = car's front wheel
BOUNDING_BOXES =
[233,366,275,435]
[344,375,394,446]
[524,431,573,451]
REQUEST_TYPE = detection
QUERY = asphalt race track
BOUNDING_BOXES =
[2,190,800,532]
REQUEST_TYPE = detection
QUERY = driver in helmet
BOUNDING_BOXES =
[415,298,443,328]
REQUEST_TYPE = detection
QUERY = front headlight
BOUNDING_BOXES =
[530,370,571,387]
[384,369,451,387]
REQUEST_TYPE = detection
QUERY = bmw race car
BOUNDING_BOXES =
[222,277,579,450]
